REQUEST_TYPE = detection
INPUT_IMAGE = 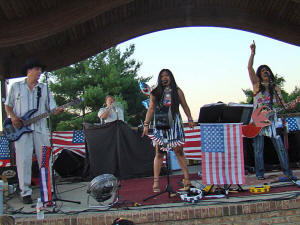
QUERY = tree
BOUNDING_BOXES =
[47,45,151,130]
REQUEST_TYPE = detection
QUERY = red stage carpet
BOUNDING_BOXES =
[118,173,300,207]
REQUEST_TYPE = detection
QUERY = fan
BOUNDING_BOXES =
[87,174,119,208]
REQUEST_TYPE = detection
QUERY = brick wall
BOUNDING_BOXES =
[15,197,300,225]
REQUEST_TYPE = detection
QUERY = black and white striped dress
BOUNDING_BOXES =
[148,88,185,151]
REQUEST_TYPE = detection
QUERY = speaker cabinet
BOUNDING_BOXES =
[53,150,84,177]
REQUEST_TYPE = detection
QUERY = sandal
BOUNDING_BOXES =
[153,178,160,193]
[182,178,192,191]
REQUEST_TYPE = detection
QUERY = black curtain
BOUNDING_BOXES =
[84,121,155,179]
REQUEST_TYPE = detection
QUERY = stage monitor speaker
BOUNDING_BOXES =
[53,150,84,177]
[198,103,253,125]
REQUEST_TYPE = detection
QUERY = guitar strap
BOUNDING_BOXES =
[273,88,287,111]
[268,82,274,110]
[36,86,41,109]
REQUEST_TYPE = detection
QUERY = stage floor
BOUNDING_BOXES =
[4,166,300,219]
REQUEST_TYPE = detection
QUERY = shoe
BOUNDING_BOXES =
[23,195,33,204]
[153,178,160,193]
[257,176,265,180]
[288,176,298,182]
[182,178,192,191]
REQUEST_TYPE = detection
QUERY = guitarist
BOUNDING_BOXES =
[4,59,63,204]
[248,41,296,181]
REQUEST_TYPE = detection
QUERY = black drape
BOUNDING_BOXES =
[84,121,155,179]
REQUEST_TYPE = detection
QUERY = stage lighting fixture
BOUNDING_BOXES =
[87,174,119,208]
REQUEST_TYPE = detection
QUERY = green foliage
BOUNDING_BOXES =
[241,88,254,104]
[47,45,151,130]
[285,86,300,113]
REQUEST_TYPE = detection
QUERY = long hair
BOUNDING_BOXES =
[256,64,276,108]
[256,65,275,93]
[151,69,180,117]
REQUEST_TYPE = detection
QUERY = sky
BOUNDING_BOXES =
[1,27,300,125]
[117,27,300,121]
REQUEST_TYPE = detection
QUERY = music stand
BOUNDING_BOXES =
[198,103,252,196]
[198,103,253,125]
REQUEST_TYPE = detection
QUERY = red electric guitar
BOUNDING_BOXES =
[242,97,300,138]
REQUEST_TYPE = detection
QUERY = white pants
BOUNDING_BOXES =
[14,131,50,197]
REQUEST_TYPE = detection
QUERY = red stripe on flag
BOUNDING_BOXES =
[183,142,201,148]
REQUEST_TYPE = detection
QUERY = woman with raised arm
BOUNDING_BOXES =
[248,41,294,180]
[142,69,194,192]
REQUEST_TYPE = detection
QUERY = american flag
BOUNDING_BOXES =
[51,130,85,157]
[200,123,245,185]
[39,146,52,203]
[183,125,201,160]
[0,136,11,167]
[286,116,300,132]
[162,124,201,163]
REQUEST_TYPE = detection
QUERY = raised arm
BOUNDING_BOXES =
[98,106,111,120]
[178,88,194,128]
[248,41,259,87]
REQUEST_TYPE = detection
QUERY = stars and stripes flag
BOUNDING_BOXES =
[39,146,52,203]
[286,116,300,132]
[200,123,245,185]
[0,136,11,167]
[162,124,201,163]
[51,130,85,157]
[183,125,201,160]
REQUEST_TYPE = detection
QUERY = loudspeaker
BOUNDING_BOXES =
[53,150,84,177]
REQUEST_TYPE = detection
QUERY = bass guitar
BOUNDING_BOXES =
[242,97,300,138]
[3,98,82,142]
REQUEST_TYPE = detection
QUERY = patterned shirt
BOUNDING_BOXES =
[5,79,57,134]
[253,90,278,137]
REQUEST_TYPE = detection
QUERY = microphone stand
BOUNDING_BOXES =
[270,78,289,150]
[44,72,81,210]
[269,77,297,183]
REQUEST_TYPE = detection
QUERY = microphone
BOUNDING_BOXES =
[264,72,274,83]
[162,80,168,85]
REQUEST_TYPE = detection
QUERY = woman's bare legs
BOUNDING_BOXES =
[174,146,190,188]
[153,144,164,192]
